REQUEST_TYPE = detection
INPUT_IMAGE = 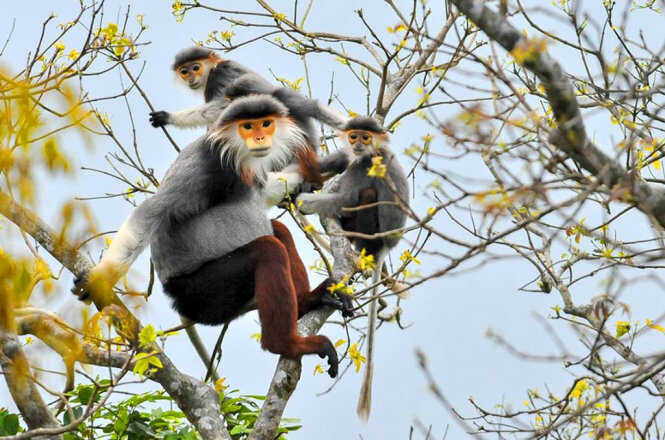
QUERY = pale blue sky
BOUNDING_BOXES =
[1,1,664,439]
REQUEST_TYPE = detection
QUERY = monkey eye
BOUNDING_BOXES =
[242,123,253,130]
[362,134,370,141]
[179,68,188,75]
[262,120,272,128]
[192,64,200,71]
[349,133,358,140]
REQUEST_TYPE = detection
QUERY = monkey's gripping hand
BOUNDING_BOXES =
[149,111,171,127]
[296,192,345,218]
[71,272,93,303]
[70,263,122,305]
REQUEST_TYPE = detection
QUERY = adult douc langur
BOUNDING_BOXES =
[74,95,353,377]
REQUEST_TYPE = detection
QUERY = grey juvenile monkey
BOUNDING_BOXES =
[297,116,409,420]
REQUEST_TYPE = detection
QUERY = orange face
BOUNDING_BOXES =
[237,116,277,157]
[347,130,373,146]
[175,56,218,89]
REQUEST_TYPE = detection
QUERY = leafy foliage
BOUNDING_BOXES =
[55,384,300,440]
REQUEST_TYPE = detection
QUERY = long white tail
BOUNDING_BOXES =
[357,252,385,421]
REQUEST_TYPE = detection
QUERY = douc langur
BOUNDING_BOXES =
[224,74,350,199]
[296,117,409,418]
[149,46,264,129]
[149,47,349,203]
[74,95,352,377]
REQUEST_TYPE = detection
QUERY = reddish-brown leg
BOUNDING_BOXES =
[271,220,351,318]
[249,235,338,377]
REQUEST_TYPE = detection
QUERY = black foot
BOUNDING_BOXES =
[149,111,170,127]
[318,339,339,378]
[71,273,91,302]
[318,278,354,318]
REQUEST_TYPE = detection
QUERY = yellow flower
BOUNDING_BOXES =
[400,250,421,265]
[510,38,548,64]
[303,224,315,234]
[327,275,354,296]
[313,364,324,375]
[100,23,118,39]
[646,319,665,332]
[54,41,65,51]
[615,321,630,338]
[367,156,387,178]
[214,377,229,394]
[334,339,347,348]
[570,379,588,399]
[67,49,80,60]
[250,333,262,342]
[358,248,376,271]
[349,342,366,372]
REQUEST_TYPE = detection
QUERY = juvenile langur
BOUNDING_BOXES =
[150,47,349,201]
[149,46,265,129]
[296,117,409,419]
[75,95,352,377]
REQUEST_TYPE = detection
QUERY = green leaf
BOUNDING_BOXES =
[3,414,19,435]
[77,385,94,405]
[114,406,128,435]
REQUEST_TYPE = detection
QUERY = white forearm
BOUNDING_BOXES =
[264,167,303,207]
[169,101,226,128]
[97,201,156,276]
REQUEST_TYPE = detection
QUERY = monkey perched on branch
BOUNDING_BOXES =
[75,95,353,377]
[298,116,409,418]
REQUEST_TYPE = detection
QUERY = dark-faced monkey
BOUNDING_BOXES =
[74,95,351,377]
[296,117,409,418]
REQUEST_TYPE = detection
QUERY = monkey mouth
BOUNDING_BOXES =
[189,81,201,89]
[353,147,366,155]
[250,147,271,157]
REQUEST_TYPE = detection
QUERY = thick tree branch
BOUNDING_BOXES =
[450,0,665,228]
[249,176,356,440]
[451,0,665,399]
[0,330,62,440]
[0,191,231,440]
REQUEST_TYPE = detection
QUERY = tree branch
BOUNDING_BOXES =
[0,330,62,440]
[450,0,665,229]
[450,0,665,400]
[249,176,356,440]
[0,191,231,440]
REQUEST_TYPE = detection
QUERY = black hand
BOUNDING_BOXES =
[149,111,170,128]
[71,273,91,302]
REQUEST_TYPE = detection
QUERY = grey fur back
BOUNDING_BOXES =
[377,148,409,249]
[146,136,272,283]
[151,188,271,284]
